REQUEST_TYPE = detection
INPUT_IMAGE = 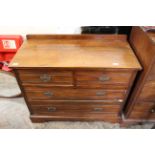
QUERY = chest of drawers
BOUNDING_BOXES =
[9,34,141,123]
[124,27,155,123]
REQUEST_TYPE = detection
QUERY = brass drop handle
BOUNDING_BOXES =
[40,74,51,82]
[150,108,155,113]
[96,91,106,96]
[93,107,103,112]
[47,107,56,112]
[99,75,110,82]
[43,91,53,97]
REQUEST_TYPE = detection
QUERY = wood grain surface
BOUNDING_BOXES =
[10,34,141,123]
[124,27,155,122]
[9,34,141,69]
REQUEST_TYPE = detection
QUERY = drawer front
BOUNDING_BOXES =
[17,70,73,86]
[31,113,120,122]
[75,71,132,88]
[24,87,126,101]
[139,82,155,102]
[30,102,121,115]
[129,111,155,120]
[129,101,155,119]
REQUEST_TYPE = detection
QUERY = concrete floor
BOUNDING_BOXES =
[0,72,154,129]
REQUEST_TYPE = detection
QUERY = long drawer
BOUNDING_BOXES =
[17,70,73,86]
[30,101,122,122]
[30,102,121,115]
[30,113,120,122]
[24,87,126,101]
[76,70,133,88]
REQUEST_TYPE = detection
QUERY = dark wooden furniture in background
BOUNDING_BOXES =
[81,26,132,36]
[124,27,155,123]
[9,34,141,123]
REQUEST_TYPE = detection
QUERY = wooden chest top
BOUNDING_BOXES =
[9,34,141,69]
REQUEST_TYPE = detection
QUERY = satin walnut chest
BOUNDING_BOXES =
[9,34,141,123]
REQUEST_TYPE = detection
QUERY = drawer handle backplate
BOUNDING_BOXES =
[99,76,110,82]
[47,107,56,112]
[40,74,51,82]
[43,91,53,97]
[96,91,106,96]
[93,108,103,112]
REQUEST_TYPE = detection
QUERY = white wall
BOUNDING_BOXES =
[0,1,83,39]
[0,26,81,39]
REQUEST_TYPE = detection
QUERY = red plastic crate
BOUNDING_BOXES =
[4,53,15,61]
[0,35,23,71]
[0,53,4,61]
[0,35,23,52]
[0,63,2,69]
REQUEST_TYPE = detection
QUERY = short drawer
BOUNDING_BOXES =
[24,87,126,101]
[75,70,133,88]
[17,70,73,86]
[30,102,121,115]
